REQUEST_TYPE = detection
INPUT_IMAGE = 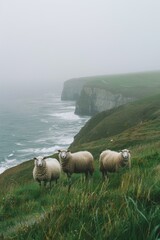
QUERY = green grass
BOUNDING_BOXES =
[0,140,160,239]
[72,94,160,146]
[75,71,160,115]
[81,71,160,98]
[0,93,160,239]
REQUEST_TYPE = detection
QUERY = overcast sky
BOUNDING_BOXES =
[0,0,160,97]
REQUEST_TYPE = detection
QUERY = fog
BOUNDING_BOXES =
[0,0,160,98]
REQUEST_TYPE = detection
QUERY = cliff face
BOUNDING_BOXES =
[61,71,160,115]
[61,81,136,115]
[75,86,136,115]
[61,78,88,101]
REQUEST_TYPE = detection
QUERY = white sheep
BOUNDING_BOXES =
[99,149,131,180]
[58,149,94,191]
[33,156,61,188]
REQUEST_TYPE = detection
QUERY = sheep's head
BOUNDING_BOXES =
[121,149,130,161]
[58,149,70,161]
[34,156,46,167]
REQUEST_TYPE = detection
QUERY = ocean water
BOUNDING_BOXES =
[0,93,90,174]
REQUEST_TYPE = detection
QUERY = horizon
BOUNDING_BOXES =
[1,0,160,98]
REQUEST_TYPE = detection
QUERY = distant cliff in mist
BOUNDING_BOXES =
[61,71,160,115]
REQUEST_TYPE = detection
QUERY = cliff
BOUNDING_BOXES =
[61,78,89,101]
[61,71,160,115]
[75,86,135,115]
[71,93,160,147]
[0,93,160,239]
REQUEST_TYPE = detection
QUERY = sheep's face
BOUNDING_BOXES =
[34,156,45,167]
[58,150,69,160]
[121,149,130,160]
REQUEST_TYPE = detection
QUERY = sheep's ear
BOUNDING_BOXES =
[128,150,131,153]
[58,150,61,153]
[33,157,37,160]
[67,149,70,152]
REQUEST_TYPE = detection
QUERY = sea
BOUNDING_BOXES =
[0,92,90,174]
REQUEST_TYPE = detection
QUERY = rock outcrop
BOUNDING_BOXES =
[61,71,160,115]
[61,78,88,101]
[75,86,135,115]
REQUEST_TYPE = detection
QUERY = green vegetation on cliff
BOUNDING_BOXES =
[83,71,160,97]
[72,94,160,147]
[73,71,160,115]
[63,71,160,99]
[0,93,160,239]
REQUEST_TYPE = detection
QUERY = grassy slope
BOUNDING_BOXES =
[71,94,160,147]
[82,71,160,98]
[0,96,160,239]
[75,71,160,116]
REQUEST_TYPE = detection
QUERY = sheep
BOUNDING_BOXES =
[33,156,61,188]
[99,149,131,180]
[58,149,94,191]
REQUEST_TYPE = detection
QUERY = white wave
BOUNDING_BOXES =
[16,142,24,146]
[33,134,73,146]
[56,137,73,145]
[65,106,75,110]
[40,119,49,123]
[0,159,18,174]
[34,138,46,143]
[0,167,6,174]
[8,153,14,157]
[48,112,80,121]
[18,145,63,155]
[0,93,90,175]
[5,158,17,163]
[34,136,56,143]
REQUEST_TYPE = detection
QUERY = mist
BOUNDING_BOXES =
[0,0,160,98]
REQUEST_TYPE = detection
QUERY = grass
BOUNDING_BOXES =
[74,71,160,115]
[0,93,160,239]
[0,140,160,239]
[72,94,160,146]
[81,71,160,98]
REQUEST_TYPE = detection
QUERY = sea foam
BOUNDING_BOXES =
[49,112,80,121]
[0,93,90,175]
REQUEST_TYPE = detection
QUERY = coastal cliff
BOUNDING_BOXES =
[75,86,135,115]
[61,78,88,101]
[61,71,160,115]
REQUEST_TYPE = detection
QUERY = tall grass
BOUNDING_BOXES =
[0,141,159,239]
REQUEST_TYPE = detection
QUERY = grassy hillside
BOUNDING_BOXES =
[71,94,160,147]
[74,71,160,115]
[81,71,160,98]
[0,94,160,239]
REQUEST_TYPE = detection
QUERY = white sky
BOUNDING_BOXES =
[0,0,160,96]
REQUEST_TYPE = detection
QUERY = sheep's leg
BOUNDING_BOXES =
[85,172,89,180]
[102,171,108,181]
[102,171,105,181]
[106,172,109,180]
[37,180,41,187]
[89,170,93,177]
[49,181,52,190]
[67,173,72,193]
